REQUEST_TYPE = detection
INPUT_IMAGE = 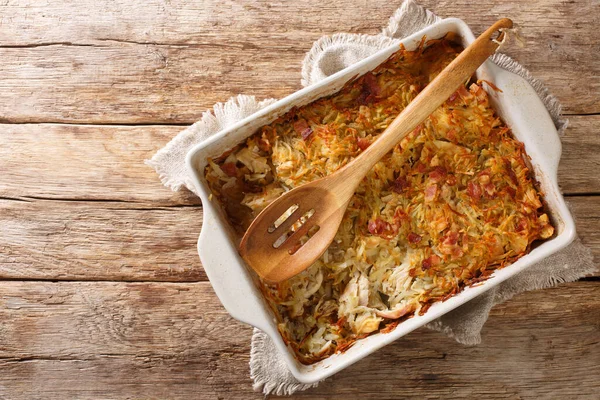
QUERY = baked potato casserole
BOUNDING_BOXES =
[204,36,554,364]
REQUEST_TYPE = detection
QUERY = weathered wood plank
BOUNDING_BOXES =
[0,281,597,399]
[0,124,198,204]
[0,117,597,207]
[560,115,600,194]
[570,196,600,273]
[0,0,597,124]
[0,281,257,399]
[0,196,597,281]
[0,199,205,281]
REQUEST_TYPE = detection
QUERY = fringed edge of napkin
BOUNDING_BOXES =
[250,328,319,396]
[301,33,399,88]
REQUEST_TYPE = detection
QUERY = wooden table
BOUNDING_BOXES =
[1,1,598,398]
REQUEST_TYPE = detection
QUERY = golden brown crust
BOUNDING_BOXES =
[204,37,554,364]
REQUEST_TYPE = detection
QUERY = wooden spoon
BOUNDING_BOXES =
[239,18,513,284]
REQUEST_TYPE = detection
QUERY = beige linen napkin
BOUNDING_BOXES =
[147,0,596,395]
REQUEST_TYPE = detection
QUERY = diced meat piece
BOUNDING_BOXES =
[407,232,422,244]
[446,174,457,186]
[443,231,459,246]
[301,127,313,140]
[293,119,308,134]
[447,91,458,103]
[429,166,447,183]
[422,254,442,271]
[293,119,313,140]
[357,72,381,105]
[357,137,371,150]
[221,162,237,177]
[452,247,464,258]
[368,218,390,235]
[391,176,409,193]
[364,73,381,97]
[424,184,438,202]
[484,182,496,196]
[422,258,432,270]
[467,181,482,201]
[515,217,528,232]
[439,231,460,256]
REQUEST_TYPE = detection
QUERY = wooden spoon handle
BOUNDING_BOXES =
[341,18,513,181]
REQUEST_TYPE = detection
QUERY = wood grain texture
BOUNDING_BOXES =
[0,123,199,204]
[559,115,600,195]
[0,281,597,399]
[0,0,598,398]
[0,0,597,124]
[0,196,597,281]
[0,199,204,281]
[0,117,598,206]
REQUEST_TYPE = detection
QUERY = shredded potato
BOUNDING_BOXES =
[204,37,554,364]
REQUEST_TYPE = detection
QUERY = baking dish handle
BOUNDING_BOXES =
[197,206,274,331]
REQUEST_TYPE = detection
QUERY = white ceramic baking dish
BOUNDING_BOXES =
[186,18,576,383]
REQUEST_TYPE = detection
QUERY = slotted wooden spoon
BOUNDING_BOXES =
[239,18,513,283]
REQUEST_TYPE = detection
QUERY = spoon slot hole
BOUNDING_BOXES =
[288,225,321,255]
[272,208,315,249]
[268,203,299,233]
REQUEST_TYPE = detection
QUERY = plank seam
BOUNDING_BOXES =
[0,114,597,126]
[0,278,208,283]
[0,121,192,127]
[0,195,202,208]
[0,42,102,49]
[0,277,596,284]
